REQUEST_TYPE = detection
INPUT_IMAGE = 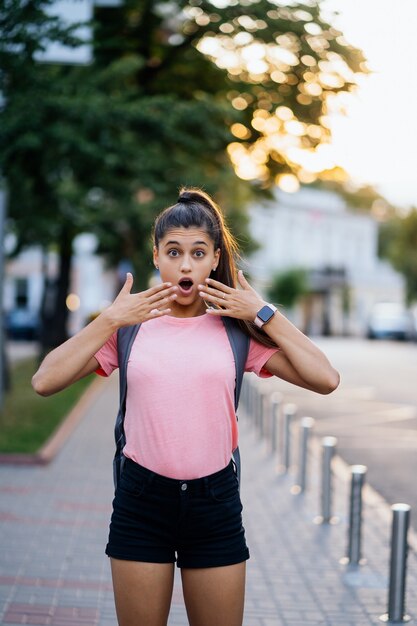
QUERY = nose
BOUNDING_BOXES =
[180,254,192,272]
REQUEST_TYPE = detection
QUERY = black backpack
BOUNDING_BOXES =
[113,316,250,489]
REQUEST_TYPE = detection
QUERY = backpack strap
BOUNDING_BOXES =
[221,317,250,409]
[112,317,250,489]
[113,323,141,487]
[221,316,250,485]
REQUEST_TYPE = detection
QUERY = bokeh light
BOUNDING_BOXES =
[275,174,300,193]
[66,294,81,312]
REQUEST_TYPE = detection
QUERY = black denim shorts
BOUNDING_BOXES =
[105,457,250,568]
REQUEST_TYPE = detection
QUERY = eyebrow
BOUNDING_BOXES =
[164,240,209,247]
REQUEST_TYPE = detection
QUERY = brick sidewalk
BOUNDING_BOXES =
[1,374,416,625]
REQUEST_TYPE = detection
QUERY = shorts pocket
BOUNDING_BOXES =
[209,473,239,503]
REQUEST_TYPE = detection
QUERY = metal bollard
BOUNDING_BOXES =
[279,403,296,473]
[292,417,315,495]
[341,465,367,566]
[315,436,337,524]
[380,504,411,624]
[270,392,282,455]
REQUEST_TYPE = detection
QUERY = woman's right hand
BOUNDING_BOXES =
[32,274,178,397]
[106,273,178,328]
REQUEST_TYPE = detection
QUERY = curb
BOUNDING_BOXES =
[0,376,105,466]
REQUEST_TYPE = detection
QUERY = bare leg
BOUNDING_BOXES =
[110,558,175,626]
[181,562,246,626]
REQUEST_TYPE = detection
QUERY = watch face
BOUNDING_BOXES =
[257,305,274,323]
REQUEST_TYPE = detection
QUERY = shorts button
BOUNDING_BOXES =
[181,483,187,491]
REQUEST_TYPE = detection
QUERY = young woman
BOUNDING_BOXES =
[32,188,339,626]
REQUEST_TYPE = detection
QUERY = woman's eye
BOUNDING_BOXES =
[167,249,205,258]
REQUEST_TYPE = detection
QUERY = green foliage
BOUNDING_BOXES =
[379,209,417,304]
[0,358,93,453]
[267,267,308,309]
[0,0,82,73]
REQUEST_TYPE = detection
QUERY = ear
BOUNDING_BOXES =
[213,248,221,270]
[153,246,159,268]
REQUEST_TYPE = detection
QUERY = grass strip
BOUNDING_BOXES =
[0,357,93,453]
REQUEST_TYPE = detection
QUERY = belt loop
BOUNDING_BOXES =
[203,476,209,495]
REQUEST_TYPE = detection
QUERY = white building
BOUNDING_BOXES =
[4,234,117,336]
[246,187,404,336]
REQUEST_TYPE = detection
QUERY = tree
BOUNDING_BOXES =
[0,0,366,348]
[267,267,308,309]
[92,0,367,184]
[379,209,417,304]
[1,1,240,348]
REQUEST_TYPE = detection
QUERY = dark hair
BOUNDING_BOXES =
[153,187,277,349]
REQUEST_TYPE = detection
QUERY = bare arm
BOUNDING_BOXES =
[32,274,178,396]
[261,315,340,394]
[32,312,117,396]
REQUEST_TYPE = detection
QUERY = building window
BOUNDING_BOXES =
[15,278,28,308]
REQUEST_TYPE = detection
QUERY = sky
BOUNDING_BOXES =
[322,0,417,209]
[47,0,417,210]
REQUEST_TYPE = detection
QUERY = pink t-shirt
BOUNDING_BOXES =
[95,314,278,479]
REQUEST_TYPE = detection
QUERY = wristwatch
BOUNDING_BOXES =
[254,303,277,328]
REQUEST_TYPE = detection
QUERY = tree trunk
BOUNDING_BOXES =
[39,228,73,356]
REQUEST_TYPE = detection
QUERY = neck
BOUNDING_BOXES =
[169,300,206,318]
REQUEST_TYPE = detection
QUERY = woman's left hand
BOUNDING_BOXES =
[198,270,265,321]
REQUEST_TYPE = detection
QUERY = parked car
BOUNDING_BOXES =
[367,302,415,341]
[5,308,40,340]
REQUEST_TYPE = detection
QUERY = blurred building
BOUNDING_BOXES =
[247,187,404,336]
[4,234,117,336]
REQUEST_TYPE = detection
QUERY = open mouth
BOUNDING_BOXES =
[178,278,194,295]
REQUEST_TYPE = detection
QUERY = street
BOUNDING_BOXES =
[264,337,417,530]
